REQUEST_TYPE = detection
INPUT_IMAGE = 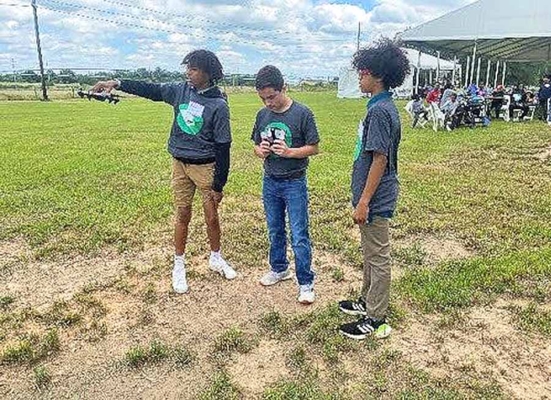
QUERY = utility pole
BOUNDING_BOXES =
[11,58,16,84]
[31,0,48,101]
[356,22,360,51]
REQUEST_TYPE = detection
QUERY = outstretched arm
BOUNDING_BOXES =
[91,80,179,104]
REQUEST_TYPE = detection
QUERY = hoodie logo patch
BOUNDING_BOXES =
[177,102,204,135]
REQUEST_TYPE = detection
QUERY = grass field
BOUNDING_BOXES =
[1,92,550,399]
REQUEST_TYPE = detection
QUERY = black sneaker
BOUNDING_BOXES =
[339,317,392,340]
[338,298,367,316]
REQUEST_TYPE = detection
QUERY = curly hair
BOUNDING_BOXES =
[352,38,410,89]
[255,65,284,91]
[182,49,224,83]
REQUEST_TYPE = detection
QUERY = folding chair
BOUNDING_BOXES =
[511,109,523,122]
[500,95,511,122]
[404,100,414,119]
[524,105,536,121]
[429,102,445,132]
[405,100,427,128]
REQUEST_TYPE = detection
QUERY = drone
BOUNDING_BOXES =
[77,89,120,104]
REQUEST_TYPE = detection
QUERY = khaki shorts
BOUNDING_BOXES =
[171,159,215,208]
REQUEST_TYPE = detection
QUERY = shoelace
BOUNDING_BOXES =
[357,318,376,334]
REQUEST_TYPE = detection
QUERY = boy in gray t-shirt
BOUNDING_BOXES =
[338,39,410,340]
[251,65,320,304]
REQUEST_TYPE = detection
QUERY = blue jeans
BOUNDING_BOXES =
[262,175,314,287]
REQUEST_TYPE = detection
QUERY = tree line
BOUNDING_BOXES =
[0,67,259,86]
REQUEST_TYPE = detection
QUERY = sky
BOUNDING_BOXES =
[0,0,476,77]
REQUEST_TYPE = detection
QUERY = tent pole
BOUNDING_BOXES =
[494,61,500,88]
[502,61,507,86]
[436,51,441,83]
[470,40,477,85]
[476,57,481,86]
[465,56,470,87]
[452,56,457,85]
[486,59,491,87]
[415,51,421,95]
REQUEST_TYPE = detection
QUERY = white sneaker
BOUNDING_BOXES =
[209,254,237,280]
[298,285,315,304]
[172,260,188,294]
[259,269,293,286]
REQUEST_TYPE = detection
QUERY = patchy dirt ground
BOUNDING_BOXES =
[393,234,474,264]
[1,238,550,399]
[536,145,551,162]
[395,302,551,400]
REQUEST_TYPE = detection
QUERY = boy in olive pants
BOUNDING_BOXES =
[338,39,410,340]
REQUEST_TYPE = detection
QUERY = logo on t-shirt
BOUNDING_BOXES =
[353,120,364,161]
[177,101,205,135]
[260,122,292,158]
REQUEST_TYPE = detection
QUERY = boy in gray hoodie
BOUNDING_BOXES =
[92,49,236,294]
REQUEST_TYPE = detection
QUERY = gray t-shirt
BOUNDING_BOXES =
[351,96,401,216]
[251,101,320,179]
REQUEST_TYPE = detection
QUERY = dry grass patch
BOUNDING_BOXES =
[394,304,551,400]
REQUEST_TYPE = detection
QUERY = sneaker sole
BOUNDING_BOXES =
[259,274,293,286]
[209,265,237,280]
[339,331,368,340]
[338,306,367,317]
[173,286,189,294]
[298,298,315,305]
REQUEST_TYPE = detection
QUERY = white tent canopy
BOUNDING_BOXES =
[404,49,454,70]
[399,0,551,62]
[337,67,363,99]
[338,49,455,99]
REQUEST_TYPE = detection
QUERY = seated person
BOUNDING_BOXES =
[426,83,441,104]
[477,85,489,97]
[490,85,505,119]
[510,85,528,119]
[441,93,461,130]
[470,92,486,117]
[411,94,429,128]
[467,83,479,96]
[523,91,537,105]
[439,83,455,108]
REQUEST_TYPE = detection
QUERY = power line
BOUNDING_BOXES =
[0,2,31,6]
[38,3,350,48]
[37,4,260,47]
[39,0,352,44]
[94,0,308,36]
[40,0,266,39]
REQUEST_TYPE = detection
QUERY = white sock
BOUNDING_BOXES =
[174,254,185,265]
[210,251,221,259]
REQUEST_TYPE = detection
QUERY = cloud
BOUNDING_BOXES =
[0,0,476,75]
